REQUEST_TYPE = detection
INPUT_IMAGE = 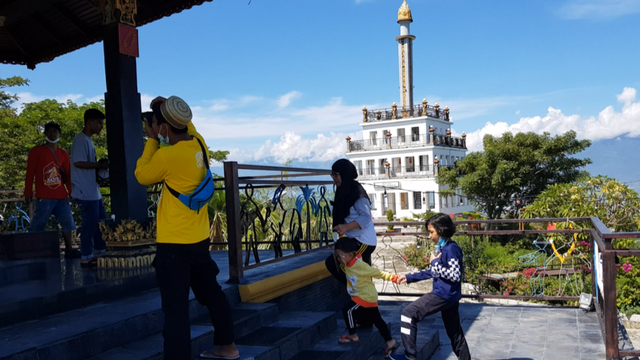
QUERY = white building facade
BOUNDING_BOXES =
[345,0,473,219]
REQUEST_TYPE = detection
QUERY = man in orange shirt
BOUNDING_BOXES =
[24,122,81,258]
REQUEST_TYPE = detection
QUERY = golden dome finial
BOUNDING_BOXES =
[398,0,413,23]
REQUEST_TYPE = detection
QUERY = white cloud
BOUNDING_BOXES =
[515,110,520,115]
[464,87,640,151]
[85,95,104,103]
[557,0,640,20]
[277,91,301,109]
[15,92,84,110]
[191,95,367,140]
[228,131,352,164]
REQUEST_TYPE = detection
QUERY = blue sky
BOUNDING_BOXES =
[1,0,640,176]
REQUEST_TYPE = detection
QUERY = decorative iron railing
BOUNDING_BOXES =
[347,133,466,152]
[224,162,334,283]
[365,103,449,122]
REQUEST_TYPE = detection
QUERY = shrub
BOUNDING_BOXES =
[386,209,394,231]
[402,244,430,269]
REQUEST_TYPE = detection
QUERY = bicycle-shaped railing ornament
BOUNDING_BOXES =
[5,202,31,233]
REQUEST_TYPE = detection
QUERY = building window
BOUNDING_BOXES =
[354,160,363,176]
[366,160,375,175]
[406,156,415,172]
[411,127,419,141]
[413,192,422,210]
[419,155,429,171]
[383,129,390,144]
[370,131,377,146]
[397,128,406,143]
[370,193,377,209]
[401,192,409,210]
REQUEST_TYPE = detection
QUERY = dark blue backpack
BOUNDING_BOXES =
[164,137,214,212]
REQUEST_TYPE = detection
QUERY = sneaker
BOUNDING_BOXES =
[385,340,400,358]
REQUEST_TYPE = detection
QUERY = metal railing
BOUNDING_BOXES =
[356,165,435,180]
[369,217,640,360]
[224,162,334,284]
[365,103,450,122]
[347,133,466,152]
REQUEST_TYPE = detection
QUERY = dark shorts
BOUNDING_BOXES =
[29,198,76,232]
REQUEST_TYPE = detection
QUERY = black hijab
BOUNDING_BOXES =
[332,159,370,228]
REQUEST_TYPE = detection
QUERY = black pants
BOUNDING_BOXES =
[400,293,470,360]
[343,300,392,342]
[155,239,235,360]
[325,240,376,286]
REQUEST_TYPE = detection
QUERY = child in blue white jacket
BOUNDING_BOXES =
[391,213,471,360]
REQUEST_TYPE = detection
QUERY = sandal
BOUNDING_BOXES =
[80,257,98,268]
[338,335,359,344]
[386,340,400,357]
[199,350,240,359]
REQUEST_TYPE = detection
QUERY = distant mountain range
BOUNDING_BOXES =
[582,136,640,193]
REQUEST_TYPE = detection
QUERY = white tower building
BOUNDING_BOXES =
[345,0,473,219]
[397,0,415,112]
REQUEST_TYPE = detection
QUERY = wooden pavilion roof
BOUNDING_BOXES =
[0,0,212,69]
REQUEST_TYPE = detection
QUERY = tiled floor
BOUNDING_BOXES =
[420,303,605,360]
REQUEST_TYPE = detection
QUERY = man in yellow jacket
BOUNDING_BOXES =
[135,96,239,360]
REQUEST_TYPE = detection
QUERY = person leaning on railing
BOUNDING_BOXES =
[134,96,239,360]
[325,158,377,280]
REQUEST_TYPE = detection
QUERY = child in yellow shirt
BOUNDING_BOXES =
[334,237,400,357]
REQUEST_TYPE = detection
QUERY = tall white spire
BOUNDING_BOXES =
[397,0,415,114]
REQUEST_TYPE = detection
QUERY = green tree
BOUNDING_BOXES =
[437,131,591,219]
[0,76,29,117]
[523,176,640,232]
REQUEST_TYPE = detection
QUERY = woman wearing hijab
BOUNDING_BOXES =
[325,158,378,285]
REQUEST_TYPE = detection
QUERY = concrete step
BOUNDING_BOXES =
[85,302,278,360]
[0,261,157,328]
[0,258,50,285]
[201,311,339,360]
[285,318,392,360]
[0,285,241,360]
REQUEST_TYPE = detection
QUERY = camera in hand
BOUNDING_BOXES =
[141,111,154,126]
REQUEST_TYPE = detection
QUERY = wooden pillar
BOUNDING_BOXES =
[224,161,245,284]
[602,247,619,360]
[102,24,147,220]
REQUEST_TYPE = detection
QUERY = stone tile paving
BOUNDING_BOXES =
[381,301,605,360]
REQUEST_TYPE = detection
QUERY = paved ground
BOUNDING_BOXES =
[414,303,604,360]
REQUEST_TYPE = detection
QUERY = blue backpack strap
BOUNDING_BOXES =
[164,136,210,201]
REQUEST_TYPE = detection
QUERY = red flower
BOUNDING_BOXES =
[547,223,556,230]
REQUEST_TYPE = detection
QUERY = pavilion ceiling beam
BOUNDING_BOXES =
[52,3,90,36]
[31,12,64,46]
[2,27,29,58]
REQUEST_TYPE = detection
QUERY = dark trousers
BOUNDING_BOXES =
[155,239,235,360]
[400,293,470,360]
[75,198,107,256]
[325,240,376,286]
[343,300,392,342]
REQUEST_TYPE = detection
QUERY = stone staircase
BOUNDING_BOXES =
[0,260,439,360]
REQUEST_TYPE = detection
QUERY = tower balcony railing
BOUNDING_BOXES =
[355,166,438,180]
[347,133,466,152]
[364,103,449,122]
